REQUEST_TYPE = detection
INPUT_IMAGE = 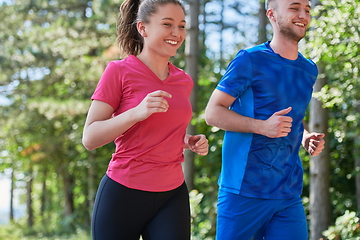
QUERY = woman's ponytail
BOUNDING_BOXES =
[116,0,143,58]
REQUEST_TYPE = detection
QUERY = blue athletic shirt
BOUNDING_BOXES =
[216,41,318,199]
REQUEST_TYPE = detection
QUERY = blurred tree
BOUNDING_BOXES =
[183,0,200,191]
[0,0,122,234]
[257,0,267,44]
[309,63,332,240]
[7,0,358,239]
[306,1,332,239]
[304,0,360,237]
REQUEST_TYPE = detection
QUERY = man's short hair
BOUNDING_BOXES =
[266,0,312,10]
[265,0,276,10]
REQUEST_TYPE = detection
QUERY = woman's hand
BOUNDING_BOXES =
[134,90,172,121]
[185,134,209,156]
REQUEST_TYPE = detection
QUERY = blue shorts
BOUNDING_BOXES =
[216,190,308,240]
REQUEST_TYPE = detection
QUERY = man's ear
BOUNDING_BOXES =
[137,21,147,37]
[266,9,276,22]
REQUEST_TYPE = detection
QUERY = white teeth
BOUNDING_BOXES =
[165,40,178,45]
[294,23,305,27]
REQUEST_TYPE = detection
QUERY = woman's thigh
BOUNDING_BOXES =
[92,175,190,240]
[91,175,154,240]
[142,182,190,240]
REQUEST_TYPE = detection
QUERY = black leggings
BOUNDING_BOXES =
[92,174,190,240]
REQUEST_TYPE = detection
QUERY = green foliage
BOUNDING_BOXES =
[0,0,122,235]
[1,0,360,238]
[0,223,90,240]
[306,0,360,111]
[303,0,360,219]
[187,43,225,239]
[190,190,216,240]
[0,0,226,237]
[323,211,360,240]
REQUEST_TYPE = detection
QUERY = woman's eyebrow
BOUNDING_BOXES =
[161,17,186,23]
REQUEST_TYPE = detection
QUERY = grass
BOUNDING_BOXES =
[0,224,91,240]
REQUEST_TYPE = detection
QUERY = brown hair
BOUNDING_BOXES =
[116,0,185,58]
[265,0,277,10]
[266,0,312,11]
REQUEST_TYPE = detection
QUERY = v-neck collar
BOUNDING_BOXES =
[131,55,173,83]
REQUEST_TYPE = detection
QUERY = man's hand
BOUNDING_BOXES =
[261,107,293,138]
[302,133,325,156]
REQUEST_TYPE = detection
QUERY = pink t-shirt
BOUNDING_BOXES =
[91,55,193,192]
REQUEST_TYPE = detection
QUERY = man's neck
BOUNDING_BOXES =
[269,36,299,60]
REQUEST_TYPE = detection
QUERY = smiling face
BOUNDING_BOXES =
[267,0,311,42]
[137,3,186,58]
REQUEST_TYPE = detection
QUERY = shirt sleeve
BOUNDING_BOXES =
[91,61,123,111]
[216,50,253,98]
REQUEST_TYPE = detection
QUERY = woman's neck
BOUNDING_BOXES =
[137,52,170,81]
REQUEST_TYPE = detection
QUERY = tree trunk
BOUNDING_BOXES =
[88,152,96,225]
[9,168,14,222]
[257,0,268,44]
[309,64,332,240]
[40,167,47,216]
[184,0,200,191]
[60,167,74,217]
[355,101,360,215]
[219,0,225,70]
[355,135,360,215]
[312,0,322,7]
[26,167,34,227]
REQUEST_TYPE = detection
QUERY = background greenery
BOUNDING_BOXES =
[0,0,359,239]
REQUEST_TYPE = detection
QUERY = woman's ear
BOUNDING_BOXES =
[137,22,147,37]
